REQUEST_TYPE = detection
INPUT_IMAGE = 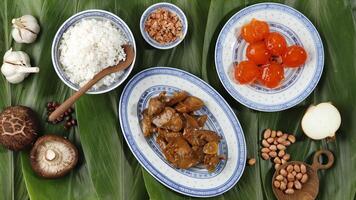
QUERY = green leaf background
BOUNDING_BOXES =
[0,0,355,199]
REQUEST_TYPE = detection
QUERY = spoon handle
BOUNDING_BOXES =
[48,72,107,122]
[311,149,334,170]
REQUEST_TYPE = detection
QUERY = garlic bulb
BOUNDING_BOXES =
[11,15,40,43]
[301,102,341,140]
[1,48,39,84]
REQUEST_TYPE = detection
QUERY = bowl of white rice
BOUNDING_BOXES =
[52,9,136,94]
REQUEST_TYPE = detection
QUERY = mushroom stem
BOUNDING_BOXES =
[45,149,57,161]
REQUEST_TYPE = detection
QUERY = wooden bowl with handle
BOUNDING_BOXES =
[272,150,334,200]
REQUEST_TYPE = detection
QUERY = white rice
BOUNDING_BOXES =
[59,18,128,89]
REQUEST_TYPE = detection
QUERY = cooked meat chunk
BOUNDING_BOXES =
[162,113,183,132]
[183,129,220,146]
[195,115,208,127]
[183,113,200,129]
[204,154,221,171]
[184,114,208,128]
[152,107,175,127]
[157,128,181,143]
[175,96,204,113]
[156,131,167,150]
[164,91,189,106]
[192,145,205,163]
[152,107,183,132]
[198,130,221,143]
[141,109,154,137]
[182,128,206,146]
[163,136,199,169]
[147,96,165,116]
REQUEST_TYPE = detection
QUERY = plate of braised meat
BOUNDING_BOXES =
[119,67,246,197]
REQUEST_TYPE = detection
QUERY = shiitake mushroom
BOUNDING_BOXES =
[0,106,39,151]
[30,134,78,178]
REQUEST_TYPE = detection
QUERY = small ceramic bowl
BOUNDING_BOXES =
[140,2,188,49]
[51,9,136,94]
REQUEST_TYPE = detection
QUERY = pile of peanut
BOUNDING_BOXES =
[144,8,183,44]
[260,129,296,169]
[274,163,309,194]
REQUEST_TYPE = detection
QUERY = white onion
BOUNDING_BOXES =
[301,102,341,140]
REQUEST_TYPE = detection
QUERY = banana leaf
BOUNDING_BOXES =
[0,0,355,200]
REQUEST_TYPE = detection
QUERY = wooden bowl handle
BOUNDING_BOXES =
[311,149,334,170]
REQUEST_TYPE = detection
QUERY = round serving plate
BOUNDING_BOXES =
[215,3,324,112]
[52,9,136,94]
[119,67,246,197]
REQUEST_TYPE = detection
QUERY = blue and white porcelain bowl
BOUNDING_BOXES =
[140,3,188,49]
[119,67,246,197]
[52,9,136,94]
[215,3,324,112]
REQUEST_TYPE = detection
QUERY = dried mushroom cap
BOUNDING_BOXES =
[0,106,39,151]
[30,134,78,178]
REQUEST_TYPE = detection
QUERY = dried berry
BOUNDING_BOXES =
[46,102,77,130]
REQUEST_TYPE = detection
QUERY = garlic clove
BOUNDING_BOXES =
[11,15,40,44]
[6,73,25,84]
[1,63,18,76]
[11,28,37,44]
[3,48,31,66]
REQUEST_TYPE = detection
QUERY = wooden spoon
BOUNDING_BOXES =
[272,150,334,200]
[48,45,134,122]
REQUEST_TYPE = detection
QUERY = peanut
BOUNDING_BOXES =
[296,172,303,180]
[276,130,283,137]
[278,150,285,157]
[263,129,271,139]
[267,137,274,144]
[276,175,284,181]
[301,174,309,183]
[274,157,281,164]
[280,182,286,190]
[269,145,277,151]
[288,135,296,143]
[271,130,277,138]
[300,164,307,173]
[262,139,270,147]
[277,144,286,150]
[261,147,270,153]
[248,158,256,166]
[269,151,277,158]
[280,169,287,176]
[285,188,294,194]
[261,153,269,160]
[294,180,302,190]
[287,181,294,189]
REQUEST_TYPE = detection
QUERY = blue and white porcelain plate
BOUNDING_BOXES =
[215,3,324,112]
[119,67,246,197]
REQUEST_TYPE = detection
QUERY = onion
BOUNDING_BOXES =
[301,102,341,140]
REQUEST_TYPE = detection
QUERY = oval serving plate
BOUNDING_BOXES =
[215,3,324,112]
[119,67,246,197]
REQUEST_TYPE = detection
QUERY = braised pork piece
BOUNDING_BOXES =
[141,91,224,171]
